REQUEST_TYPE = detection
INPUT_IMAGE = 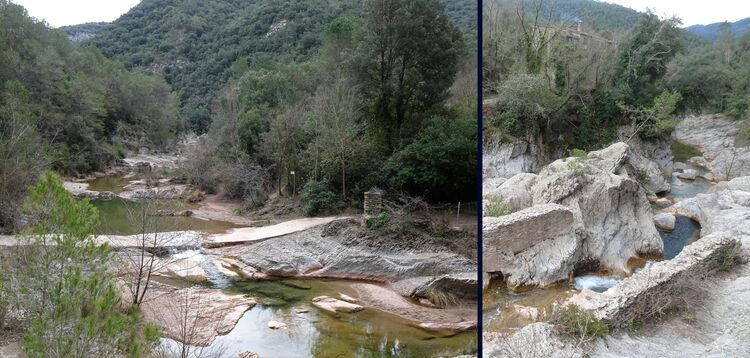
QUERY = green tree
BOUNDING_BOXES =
[0,81,48,232]
[383,114,477,202]
[310,79,365,197]
[352,0,464,149]
[3,172,159,357]
[614,11,684,106]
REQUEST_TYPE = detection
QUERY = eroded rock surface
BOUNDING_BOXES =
[483,204,581,288]
[483,138,543,179]
[311,296,364,314]
[207,219,476,283]
[352,283,476,333]
[138,285,255,347]
[673,115,750,180]
[483,323,583,358]
[483,143,663,290]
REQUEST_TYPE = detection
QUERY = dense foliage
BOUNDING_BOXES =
[74,0,476,134]
[183,0,477,212]
[0,172,160,356]
[0,0,178,231]
[484,0,748,157]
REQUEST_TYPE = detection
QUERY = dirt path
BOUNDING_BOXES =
[352,283,476,333]
[191,194,262,226]
[205,216,349,247]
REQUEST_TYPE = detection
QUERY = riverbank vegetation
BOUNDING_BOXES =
[180,0,478,214]
[0,0,179,232]
[0,173,160,356]
[483,0,750,155]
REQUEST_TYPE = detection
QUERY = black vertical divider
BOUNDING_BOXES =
[476,0,484,355]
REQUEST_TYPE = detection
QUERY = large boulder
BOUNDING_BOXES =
[653,212,676,231]
[530,143,664,272]
[483,204,582,289]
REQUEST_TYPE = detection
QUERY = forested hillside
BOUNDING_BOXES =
[492,0,640,34]
[74,0,477,133]
[0,0,179,230]
[483,0,750,156]
[180,0,477,214]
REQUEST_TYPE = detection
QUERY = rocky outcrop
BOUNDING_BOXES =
[139,285,255,346]
[530,143,663,271]
[619,126,675,175]
[391,273,478,301]
[118,180,201,200]
[207,220,476,284]
[483,173,537,212]
[568,232,739,327]
[625,143,671,194]
[483,143,663,290]
[676,169,698,180]
[589,175,750,357]
[483,138,542,179]
[352,283,476,334]
[673,115,750,180]
[670,177,750,238]
[63,181,116,200]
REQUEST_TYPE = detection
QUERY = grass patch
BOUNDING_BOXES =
[365,212,391,230]
[551,304,610,343]
[635,169,650,187]
[567,148,587,158]
[709,242,743,273]
[484,194,510,217]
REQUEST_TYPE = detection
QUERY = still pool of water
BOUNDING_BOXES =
[164,280,476,357]
[87,174,139,193]
[91,198,242,235]
[657,216,701,260]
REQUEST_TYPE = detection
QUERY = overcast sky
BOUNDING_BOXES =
[10,0,750,28]
[11,0,140,27]
[604,0,750,26]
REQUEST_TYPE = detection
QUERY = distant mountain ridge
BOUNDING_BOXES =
[686,17,750,40]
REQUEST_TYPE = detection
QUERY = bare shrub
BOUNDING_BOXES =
[551,304,609,346]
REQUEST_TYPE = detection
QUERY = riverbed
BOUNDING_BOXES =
[482,141,711,336]
[88,173,477,357]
